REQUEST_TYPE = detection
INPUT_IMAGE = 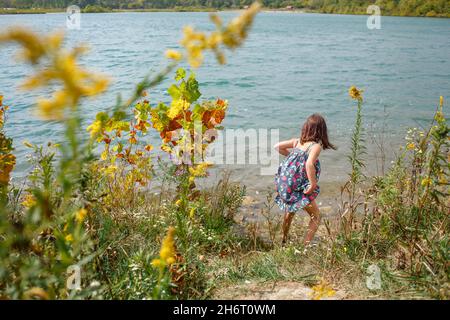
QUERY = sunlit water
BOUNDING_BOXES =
[1,12,449,193]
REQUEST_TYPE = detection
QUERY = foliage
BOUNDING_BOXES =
[0,4,260,299]
[326,95,449,299]
[0,95,15,198]
[1,0,449,17]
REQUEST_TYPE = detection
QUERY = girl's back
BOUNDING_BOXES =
[275,141,321,213]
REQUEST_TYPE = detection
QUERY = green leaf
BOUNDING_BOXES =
[95,112,109,122]
[168,84,181,100]
[192,104,205,120]
[185,74,201,103]
[112,111,126,121]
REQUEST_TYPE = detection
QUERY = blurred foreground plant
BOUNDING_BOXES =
[0,4,261,299]
[0,95,15,197]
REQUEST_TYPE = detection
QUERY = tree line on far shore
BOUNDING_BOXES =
[0,0,449,17]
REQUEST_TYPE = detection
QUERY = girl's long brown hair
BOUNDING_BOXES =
[300,113,336,150]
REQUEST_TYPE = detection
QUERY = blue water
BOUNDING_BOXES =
[1,12,449,185]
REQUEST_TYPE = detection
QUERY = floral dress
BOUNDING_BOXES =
[275,142,321,213]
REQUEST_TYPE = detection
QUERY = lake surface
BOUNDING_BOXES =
[1,12,449,189]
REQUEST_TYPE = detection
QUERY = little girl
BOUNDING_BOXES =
[274,113,336,245]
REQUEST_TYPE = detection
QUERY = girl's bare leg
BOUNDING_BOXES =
[303,200,321,245]
[282,211,295,244]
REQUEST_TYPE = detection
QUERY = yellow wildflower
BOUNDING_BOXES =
[309,279,336,300]
[151,227,176,270]
[21,193,36,208]
[440,96,443,110]
[100,150,108,161]
[65,234,74,242]
[144,144,153,152]
[438,174,447,185]
[0,28,109,120]
[151,259,163,268]
[0,27,47,64]
[175,199,182,206]
[421,177,432,187]
[75,208,87,224]
[189,162,212,177]
[406,142,415,150]
[161,144,172,153]
[165,49,183,61]
[0,153,16,185]
[159,227,176,262]
[207,32,222,49]
[221,2,261,49]
[209,13,223,28]
[86,120,103,138]
[103,165,117,177]
[349,86,363,101]
[189,207,196,219]
[179,3,260,68]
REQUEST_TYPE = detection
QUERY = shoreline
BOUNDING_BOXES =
[1,7,449,18]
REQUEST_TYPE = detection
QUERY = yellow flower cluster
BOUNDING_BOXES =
[221,2,261,49]
[188,162,212,184]
[309,278,336,300]
[406,142,415,150]
[75,208,88,224]
[0,28,109,120]
[349,86,363,101]
[189,207,196,219]
[189,162,212,177]
[421,177,432,187]
[151,227,176,269]
[21,193,36,208]
[65,234,74,243]
[177,2,261,68]
[165,49,183,61]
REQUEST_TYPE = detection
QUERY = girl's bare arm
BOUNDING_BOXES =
[274,138,297,156]
[304,144,321,194]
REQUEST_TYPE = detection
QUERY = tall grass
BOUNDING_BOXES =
[323,92,449,299]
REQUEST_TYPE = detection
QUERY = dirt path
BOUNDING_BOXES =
[213,280,348,300]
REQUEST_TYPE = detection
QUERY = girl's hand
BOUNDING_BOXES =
[274,138,298,156]
[304,183,317,195]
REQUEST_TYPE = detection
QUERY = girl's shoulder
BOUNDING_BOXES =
[311,142,323,150]
[296,140,322,152]
[309,142,323,153]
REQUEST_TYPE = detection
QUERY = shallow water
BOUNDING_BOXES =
[1,12,449,188]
